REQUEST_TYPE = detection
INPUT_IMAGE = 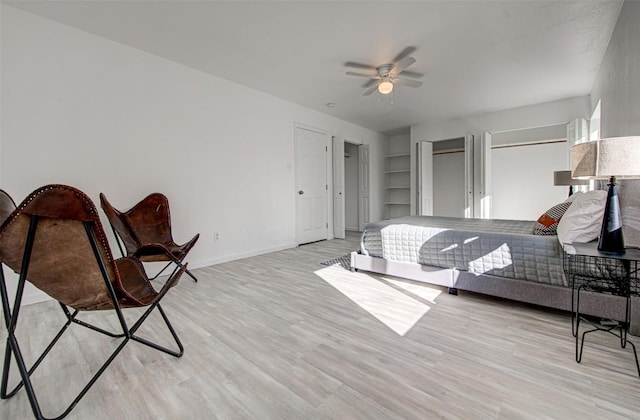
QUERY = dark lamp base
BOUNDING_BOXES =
[598,176,625,255]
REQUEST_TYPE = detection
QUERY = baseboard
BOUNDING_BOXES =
[188,242,298,269]
[20,242,298,307]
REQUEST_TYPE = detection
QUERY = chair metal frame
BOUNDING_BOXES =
[0,189,184,420]
[111,233,192,283]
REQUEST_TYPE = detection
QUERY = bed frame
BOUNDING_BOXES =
[351,240,640,335]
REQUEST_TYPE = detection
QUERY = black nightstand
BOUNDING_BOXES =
[563,242,640,376]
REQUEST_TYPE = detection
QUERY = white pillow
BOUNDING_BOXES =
[556,190,607,247]
[563,191,580,203]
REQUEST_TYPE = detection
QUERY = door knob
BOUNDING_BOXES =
[298,190,304,195]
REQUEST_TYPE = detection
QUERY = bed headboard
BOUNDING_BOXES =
[616,179,640,247]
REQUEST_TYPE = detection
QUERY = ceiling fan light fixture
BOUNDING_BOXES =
[378,79,393,95]
[345,47,420,96]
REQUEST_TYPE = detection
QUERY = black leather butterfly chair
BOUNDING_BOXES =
[0,185,185,420]
[100,192,199,282]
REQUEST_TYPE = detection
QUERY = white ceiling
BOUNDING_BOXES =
[4,1,623,134]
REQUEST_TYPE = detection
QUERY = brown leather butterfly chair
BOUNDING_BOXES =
[0,185,185,420]
[0,189,16,224]
[100,192,200,282]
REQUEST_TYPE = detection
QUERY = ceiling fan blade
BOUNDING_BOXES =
[394,56,416,73]
[392,46,416,64]
[398,70,424,79]
[345,61,377,70]
[363,84,379,96]
[394,78,423,88]
[362,78,378,88]
[346,71,375,78]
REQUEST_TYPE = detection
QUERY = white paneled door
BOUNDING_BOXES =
[332,137,345,239]
[358,144,370,231]
[465,134,475,218]
[295,126,328,244]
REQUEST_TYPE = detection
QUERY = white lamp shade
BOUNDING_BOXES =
[378,80,393,95]
[571,136,640,179]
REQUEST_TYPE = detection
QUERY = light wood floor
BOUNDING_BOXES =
[2,231,640,419]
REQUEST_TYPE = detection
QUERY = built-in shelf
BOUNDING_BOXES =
[384,134,411,219]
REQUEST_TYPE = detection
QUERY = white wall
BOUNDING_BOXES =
[490,124,569,220]
[433,151,465,218]
[0,4,3,188]
[591,0,640,138]
[388,133,410,155]
[590,0,640,247]
[492,142,569,220]
[0,5,386,304]
[410,96,591,215]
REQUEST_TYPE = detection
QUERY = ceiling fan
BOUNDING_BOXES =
[345,46,424,96]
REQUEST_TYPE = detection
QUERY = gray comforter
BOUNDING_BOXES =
[361,216,566,287]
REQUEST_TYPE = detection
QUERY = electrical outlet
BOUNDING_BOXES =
[214,232,221,242]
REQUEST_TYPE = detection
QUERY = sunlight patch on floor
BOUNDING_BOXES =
[380,277,442,304]
[314,267,440,336]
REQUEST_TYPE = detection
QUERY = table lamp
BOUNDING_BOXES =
[571,136,640,254]
[553,170,589,197]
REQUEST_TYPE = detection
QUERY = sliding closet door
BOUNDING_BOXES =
[417,141,433,216]
[473,132,492,219]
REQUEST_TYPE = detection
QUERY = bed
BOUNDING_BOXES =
[358,216,565,285]
[351,203,640,334]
